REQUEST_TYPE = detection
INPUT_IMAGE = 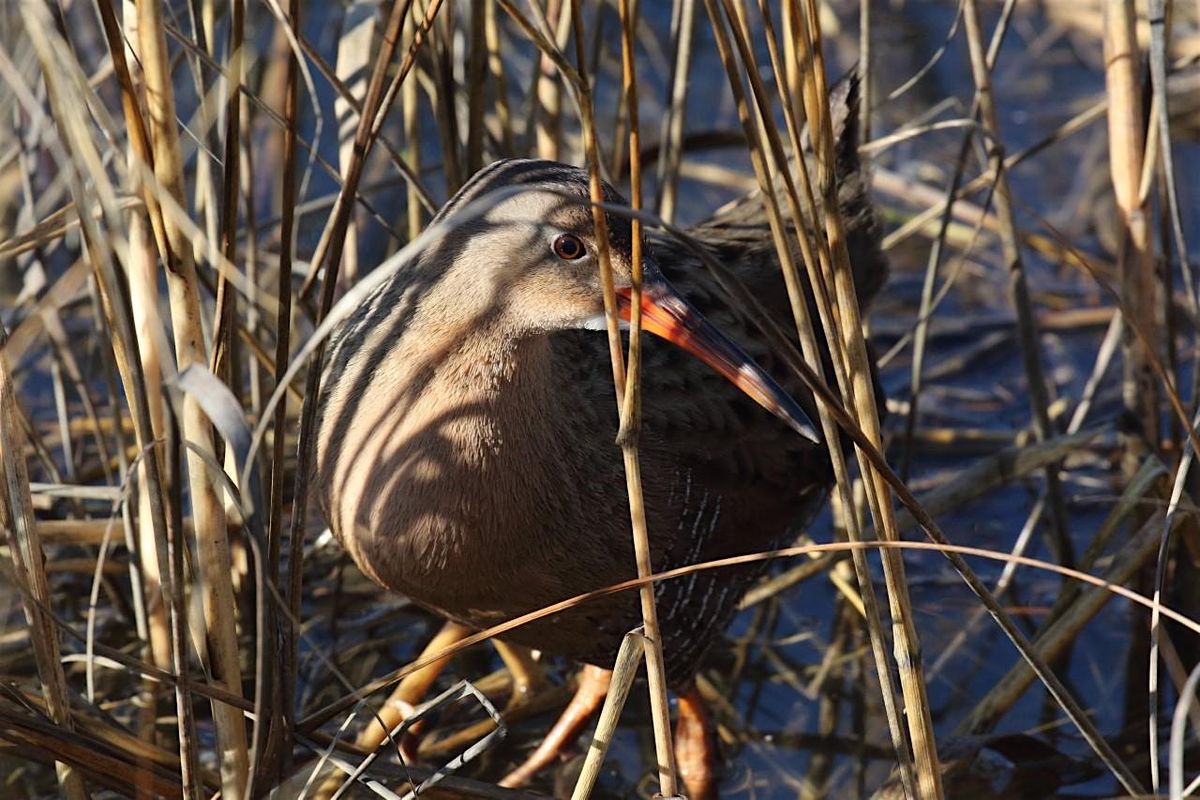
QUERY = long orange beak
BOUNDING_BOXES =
[616,278,820,443]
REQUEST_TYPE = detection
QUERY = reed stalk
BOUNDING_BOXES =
[618,0,679,793]
[533,0,565,160]
[0,334,86,800]
[211,0,245,517]
[1105,0,1160,469]
[135,0,249,793]
[334,0,374,286]
[653,0,696,223]
[429,2,463,194]
[960,0,1074,568]
[403,8,424,241]
[116,0,173,720]
[465,2,486,175]
[580,0,678,791]
[22,4,203,793]
[786,30,938,792]
[273,0,302,779]
[127,150,174,740]
[1103,4,1159,781]
[484,0,514,154]
[703,0,920,794]
[859,0,871,143]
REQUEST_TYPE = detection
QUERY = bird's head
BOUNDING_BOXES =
[419,159,818,441]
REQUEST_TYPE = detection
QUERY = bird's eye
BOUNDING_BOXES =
[552,234,586,261]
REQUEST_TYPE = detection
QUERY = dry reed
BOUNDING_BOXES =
[4,1,1200,798]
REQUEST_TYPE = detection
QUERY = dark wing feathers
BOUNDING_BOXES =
[680,71,887,316]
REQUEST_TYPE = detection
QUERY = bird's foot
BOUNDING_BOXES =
[498,664,612,788]
[357,621,471,758]
[674,684,718,800]
[493,638,550,712]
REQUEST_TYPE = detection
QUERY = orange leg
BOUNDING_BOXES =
[675,685,718,800]
[357,620,471,757]
[317,622,469,798]
[492,639,548,706]
[498,664,612,788]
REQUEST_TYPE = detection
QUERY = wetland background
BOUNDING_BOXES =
[3,0,1200,797]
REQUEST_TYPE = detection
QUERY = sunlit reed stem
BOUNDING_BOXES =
[1105,0,1159,470]
[136,0,250,792]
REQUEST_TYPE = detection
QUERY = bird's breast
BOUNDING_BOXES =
[316,348,633,615]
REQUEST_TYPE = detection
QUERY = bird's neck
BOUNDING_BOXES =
[417,320,557,426]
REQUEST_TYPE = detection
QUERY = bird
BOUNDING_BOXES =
[315,76,886,798]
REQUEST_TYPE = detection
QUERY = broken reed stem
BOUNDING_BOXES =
[707,0,917,794]
[0,328,86,800]
[571,632,645,800]
[1105,0,1159,470]
[135,0,249,794]
[579,0,678,793]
